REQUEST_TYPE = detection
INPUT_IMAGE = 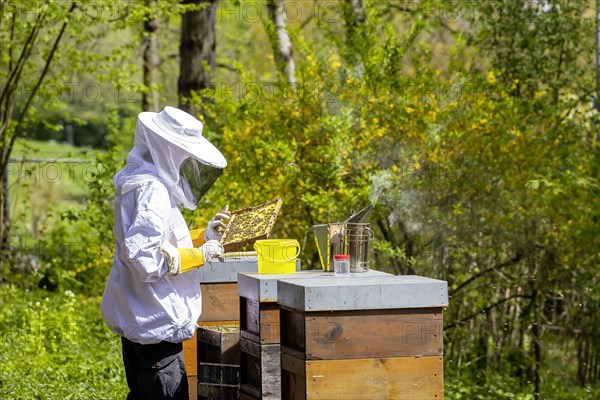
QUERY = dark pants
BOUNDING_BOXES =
[121,337,189,400]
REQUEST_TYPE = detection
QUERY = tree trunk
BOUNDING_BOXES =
[64,121,74,145]
[178,0,217,114]
[266,0,296,87]
[142,0,160,112]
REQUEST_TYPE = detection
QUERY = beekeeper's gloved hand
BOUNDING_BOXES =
[160,240,224,275]
[204,205,230,242]
[200,240,224,265]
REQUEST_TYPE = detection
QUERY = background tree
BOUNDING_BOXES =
[0,1,77,249]
[265,0,296,86]
[142,0,161,112]
[178,0,218,112]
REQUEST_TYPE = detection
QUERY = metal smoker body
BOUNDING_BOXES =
[313,222,374,273]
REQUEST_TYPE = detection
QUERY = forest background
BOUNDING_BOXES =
[0,0,599,399]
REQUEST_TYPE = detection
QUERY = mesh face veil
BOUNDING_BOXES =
[180,158,223,207]
[133,107,227,210]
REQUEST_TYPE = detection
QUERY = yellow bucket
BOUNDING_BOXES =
[254,239,300,274]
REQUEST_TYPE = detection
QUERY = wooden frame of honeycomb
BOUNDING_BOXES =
[220,198,283,252]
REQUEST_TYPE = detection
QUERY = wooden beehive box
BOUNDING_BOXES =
[237,270,390,345]
[277,275,449,400]
[198,324,241,400]
[240,338,281,400]
[199,254,260,323]
[198,323,241,364]
[198,363,239,400]
[238,270,312,345]
[238,272,294,400]
[240,296,281,345]
[237,271,325,400]
[237,270,394,399]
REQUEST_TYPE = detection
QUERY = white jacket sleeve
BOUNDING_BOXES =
[120,183,171,283]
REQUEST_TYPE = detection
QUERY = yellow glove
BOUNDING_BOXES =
[189,229,206,248]
[177,248,205,273]
[160,240,225,275]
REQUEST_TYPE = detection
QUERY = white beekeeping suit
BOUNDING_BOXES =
[101,106,228,345]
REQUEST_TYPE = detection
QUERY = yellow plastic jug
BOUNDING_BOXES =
[254,239,300,274]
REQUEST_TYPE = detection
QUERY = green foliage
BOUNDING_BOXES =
[364,0,600,394]
[445,368,600,400]
[3,139,97,289]
[0,285,127,398]
[2,0,600,398]
[2,110,130,293]
[191,0,600,395]
[44,109,132,294]
[195,60,372,266]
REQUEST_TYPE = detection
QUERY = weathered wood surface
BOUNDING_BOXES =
[199,362,239,385]
[281,307,443,360]
[187,375,197,400]
[200,282,240,322]
[281,352,307,400]
[240,338,281,399]
[281,354,444,399]
[198,362,240,400]
[197,324,241,364]
[240,390,258,400]
[183,330,198,376]
[240,297,281,344]
[198,382,239,400]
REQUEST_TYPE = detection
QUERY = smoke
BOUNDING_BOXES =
[369,170,424,234]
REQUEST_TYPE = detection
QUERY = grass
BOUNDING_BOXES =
[9,138,97,200]
[0,285,128,399]
[11,139,96,159]
[1,141,127,398]
[7,139,100,246]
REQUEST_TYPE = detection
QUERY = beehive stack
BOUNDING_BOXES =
[181,198,282,399]
[237,272,312,400]
[182,255,260,400]
[277,275,449,399]
[237,270,393,400]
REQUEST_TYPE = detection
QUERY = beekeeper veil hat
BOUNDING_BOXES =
[135,106,227,210]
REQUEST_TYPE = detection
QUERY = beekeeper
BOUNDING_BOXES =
[101,106,229,400]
